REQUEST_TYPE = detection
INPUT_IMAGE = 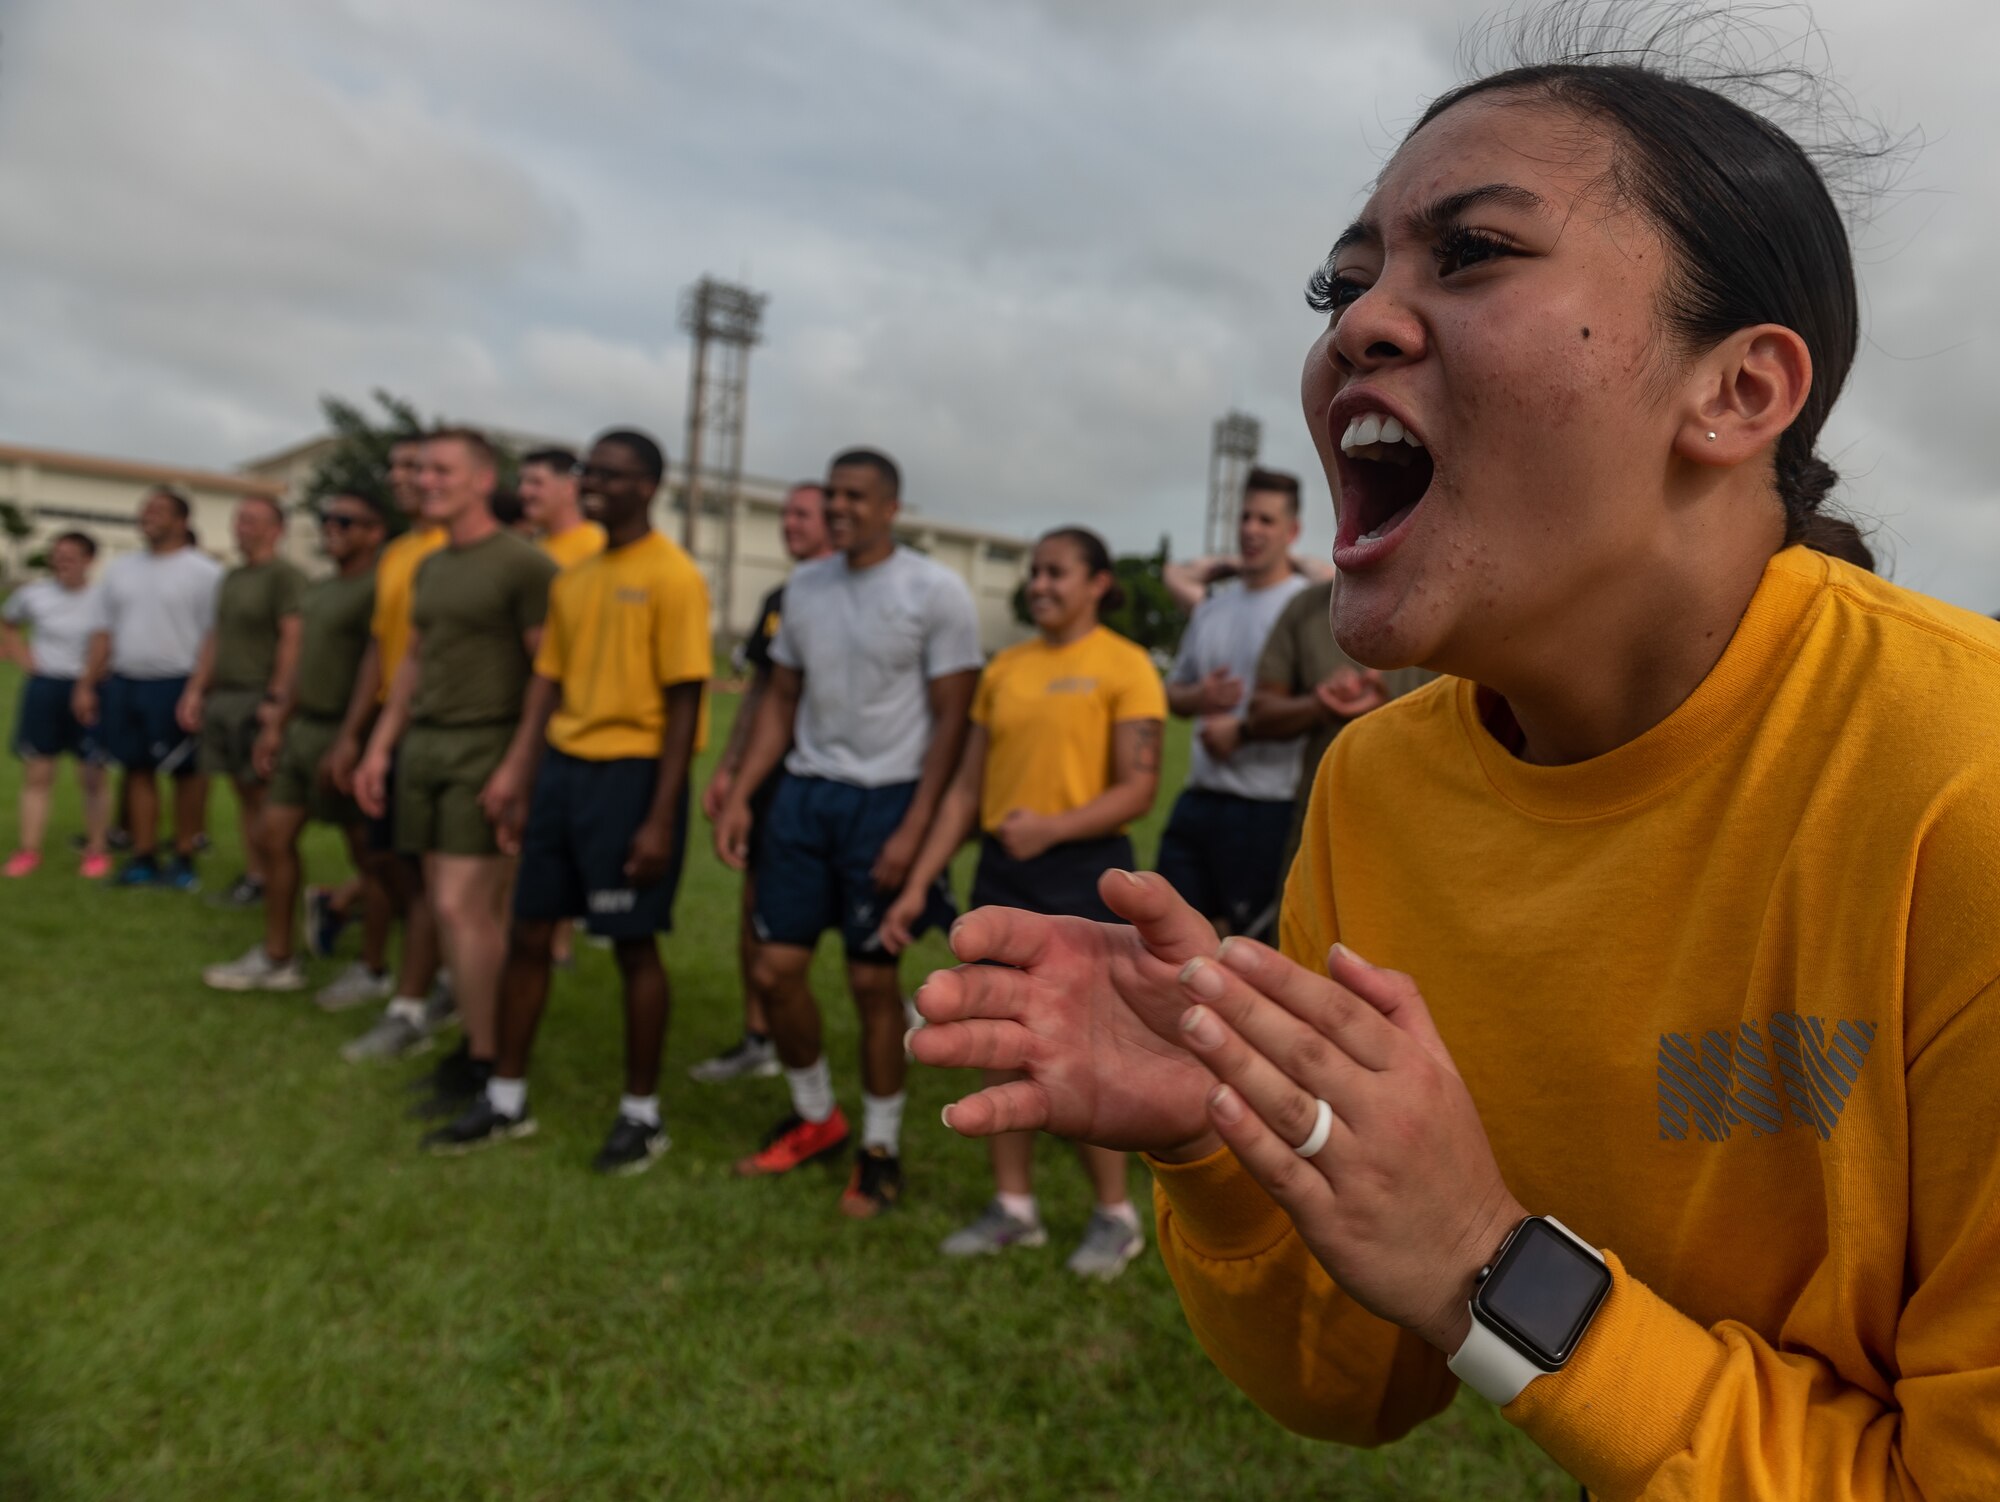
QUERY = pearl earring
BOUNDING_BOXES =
[1705,431,1717,441]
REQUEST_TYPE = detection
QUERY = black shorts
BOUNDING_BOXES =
[513,750,688,939]
[969,833,1134,924]
[100,675,197,775]
[752,772,955,963]
[14,676,96,761]
[1154,787,1294,936]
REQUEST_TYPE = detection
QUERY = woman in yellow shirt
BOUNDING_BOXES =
[910,33,2000,1502]
[884,528,1165,1279]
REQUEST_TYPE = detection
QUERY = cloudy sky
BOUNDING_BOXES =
[2,0,1994,609]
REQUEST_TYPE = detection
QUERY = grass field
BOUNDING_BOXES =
[0,661,1571,1501]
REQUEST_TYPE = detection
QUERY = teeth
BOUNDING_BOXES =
[1338,413,1426,458]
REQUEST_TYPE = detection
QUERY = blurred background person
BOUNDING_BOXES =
[3,531,112,878]
[520,446,604,570]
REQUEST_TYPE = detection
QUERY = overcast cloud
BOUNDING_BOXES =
[1,0,1993,609]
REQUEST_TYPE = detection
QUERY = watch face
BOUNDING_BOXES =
[1475,1218,1612,1368]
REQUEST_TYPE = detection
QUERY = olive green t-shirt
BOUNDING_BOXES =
[212,558,307,693]
[409,532,557,728]
[1257,580,1436,868]
[292,568,377,720]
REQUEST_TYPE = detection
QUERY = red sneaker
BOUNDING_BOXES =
[4,850,40,878]
[839,1146,903,1219]
[79,852,112,880]
[733,1108,851,1177]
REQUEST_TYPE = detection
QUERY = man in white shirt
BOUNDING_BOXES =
[74,487,224,889]
[715,448,981,1218]
[1157,468,1309,937]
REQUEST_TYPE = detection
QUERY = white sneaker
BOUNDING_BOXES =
[315,962,394,1013]
[341,1001,432,1063]
[203,945,308,993]
[1066,1210,1146,1281]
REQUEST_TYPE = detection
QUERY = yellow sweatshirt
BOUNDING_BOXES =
[1153,547,2000,1501]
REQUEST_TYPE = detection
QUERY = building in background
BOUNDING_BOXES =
[2,433,1033,655]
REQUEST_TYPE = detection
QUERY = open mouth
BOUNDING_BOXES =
[1334,410,1435,562]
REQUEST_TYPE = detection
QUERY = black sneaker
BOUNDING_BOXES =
[421,1040,482,1097]
[422,1095,536,1155]
[109,855,161,889]
[408,1055,490,1120]
[592,1115,669,1176]
[839,1146,903,1219]
[304,885,351,958]
[107,828,133,853]
[163,854,200,893]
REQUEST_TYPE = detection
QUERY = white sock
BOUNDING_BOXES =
[487,1076,528,1117]
[997,1191,1039,1224]
[1098,1199,1142,1232]
[620,1094,660,1128]
[387,996,426,1024]
[784,1057,836,1124]
[862,1090,906,1153]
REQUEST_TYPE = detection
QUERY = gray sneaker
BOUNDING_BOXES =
[1065,1210,1145,1281]
[202,945,307,993]
[421,975,457,1035]
[315,962,394,1013]
[688,1034,780,1083]
[341,1001,433,1063]
[939,1200,1049,1258]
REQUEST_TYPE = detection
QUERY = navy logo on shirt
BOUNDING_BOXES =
[1657,1015,1877,1142]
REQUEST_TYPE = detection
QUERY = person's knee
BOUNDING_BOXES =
[612,935,663,977]
[508,920,556,966]
[749,948,808,1001]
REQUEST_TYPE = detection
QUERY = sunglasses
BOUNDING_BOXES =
[573,463,647,485]
[319,513,377,530]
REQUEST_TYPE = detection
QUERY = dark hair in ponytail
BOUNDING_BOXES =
[1038,527,1126,615]
[1374,5,1905,558]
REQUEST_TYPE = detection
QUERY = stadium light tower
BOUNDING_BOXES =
[679,276,767,624]
[1204,410,1261,556]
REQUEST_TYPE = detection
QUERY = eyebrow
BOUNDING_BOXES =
[1329,182,1550,258]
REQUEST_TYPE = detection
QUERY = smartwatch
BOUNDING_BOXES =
[1447,1215,1611,1404]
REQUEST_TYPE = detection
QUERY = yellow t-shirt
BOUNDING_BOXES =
[1151,547,2000,1499]
[971,625,1165,832]
[534,531,712,761]
[539,521,606,572]
[370,524,447,697]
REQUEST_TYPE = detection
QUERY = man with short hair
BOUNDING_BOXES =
[202,492,392,995]
[328,435,453,1064]
[179,495,307,908]
[427,429,710,1172]
[1155,468,1310,938]
[519,447,604,570]
[692,481,834,1083]
[716,449,981,1217]
[74,487,224,890]
[356,428,558,1130]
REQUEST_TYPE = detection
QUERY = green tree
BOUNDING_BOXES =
[0,500,33,583]
[303,391,429,529]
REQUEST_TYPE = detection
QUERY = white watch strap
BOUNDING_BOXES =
[1447,1308,1544,1405]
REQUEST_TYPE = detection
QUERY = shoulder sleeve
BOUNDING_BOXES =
[654,556,713,688]
[1,584,32,625]
[513,547,558,634]
[1257,593,1306,689]
[1110,640,1167,722]
[275,562,307,617]
[922,566,983,678]
[768,579,803,671]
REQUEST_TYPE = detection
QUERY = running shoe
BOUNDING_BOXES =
[592,1115,670,1176]
[940,1199,1050,1257]
[163,855,200,892]
[421,974,457,1035]
[202,944,308,993]
[109,855,161,888]
[304,886,351,958]
[1065,1210,1146,1281]
[422,1095,536,1156]
[207,874,264,910]
[341,1002,433,1063]
[79,852,112,880]
[4,850,41,879]
[687,1034,780,1083]
[314,962,393,1012]
[839,1146,904,1219]
[732,1109,851,1177]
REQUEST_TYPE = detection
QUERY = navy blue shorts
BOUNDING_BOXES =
[752,773,956,963]
[513,750,688,939]
[14,676,96,761]
[1154,787,1294,937]
[100,675,197,776]
[969,833,1134,924]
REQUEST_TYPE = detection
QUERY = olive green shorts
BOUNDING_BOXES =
[199,688,266,781]
[267,714,359,826]
[395,723,515,858]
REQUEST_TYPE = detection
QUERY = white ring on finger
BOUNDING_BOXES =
[1293,1097,1334,1159]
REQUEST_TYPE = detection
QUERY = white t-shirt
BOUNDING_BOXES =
[770,547,984,788]
[97,547,224,680]
[2,578,104,680]
[1170,572,1311,800]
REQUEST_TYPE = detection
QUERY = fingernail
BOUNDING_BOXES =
[903,1028,919,1054]
[1216,936,1254,972]
[1208,1083,1244,1124]
[1117,868,1145,887]
[940,1104,955,1129]
[1330,942,1375,970]
[949,917,968,946]
[1178,956,1224,1000]
[1179,1004,1221,1048]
